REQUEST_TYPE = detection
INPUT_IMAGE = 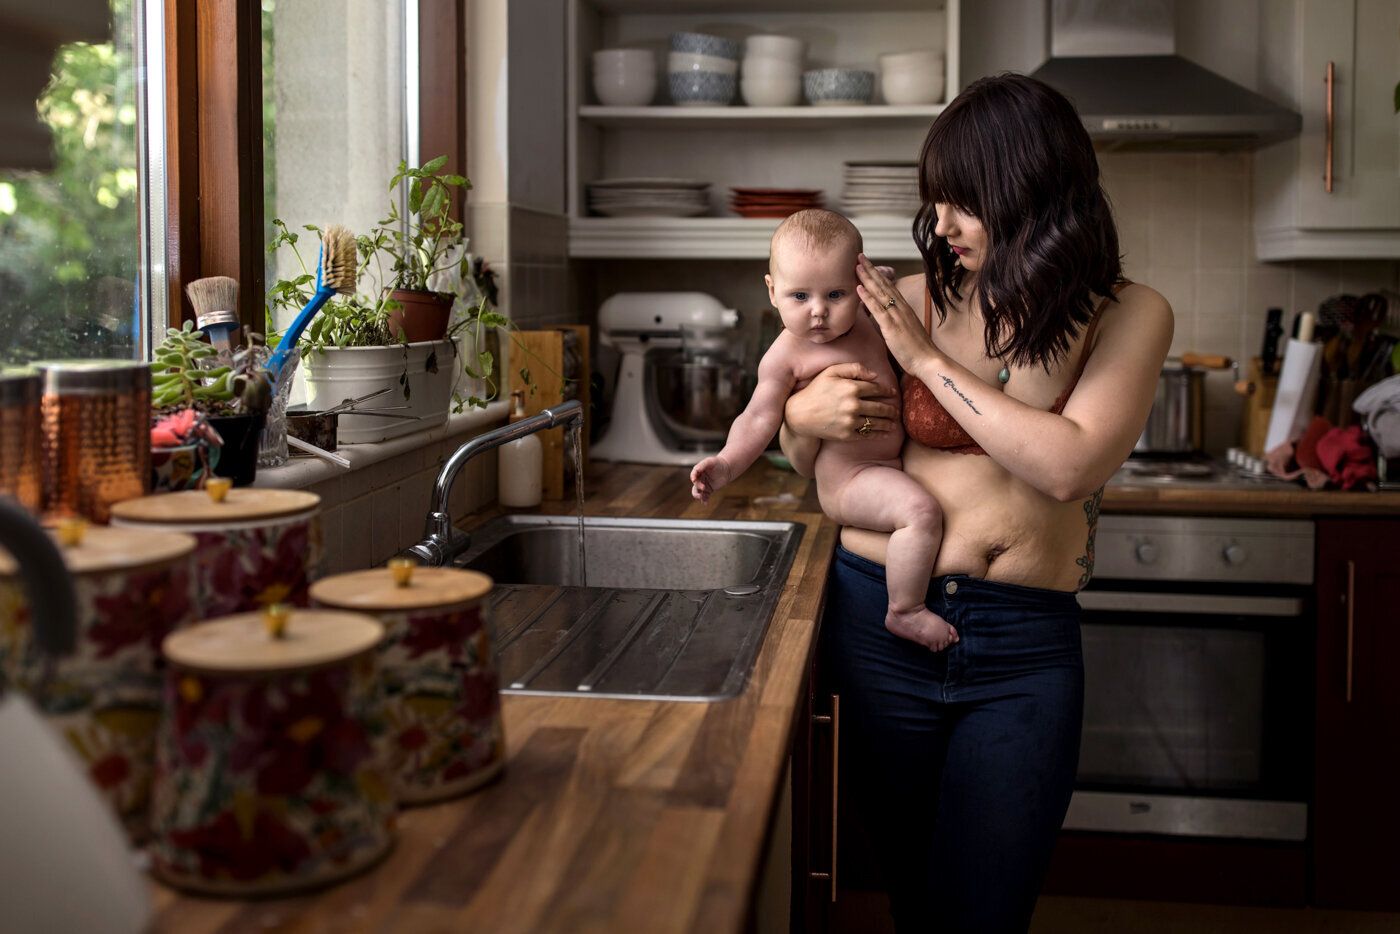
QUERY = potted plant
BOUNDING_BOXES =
[150,322,273,486]
[373,155,473,343]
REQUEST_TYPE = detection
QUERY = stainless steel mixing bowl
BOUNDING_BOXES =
[647,350,751,445]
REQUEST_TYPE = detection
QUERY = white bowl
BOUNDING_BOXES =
[741,55,802,80]
[594,48,655,71]
[741,74,802,107]
[595,68,658,106]
[879,49,943,72]
[668,50,738,76]
[880,68,943,106]
[744,34,804,62]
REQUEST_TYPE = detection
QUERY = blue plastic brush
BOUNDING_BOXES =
[267,224,358,379]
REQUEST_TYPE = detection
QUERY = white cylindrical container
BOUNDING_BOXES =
[498,390,542,507]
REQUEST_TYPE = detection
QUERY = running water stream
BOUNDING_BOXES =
[569,422,587,588]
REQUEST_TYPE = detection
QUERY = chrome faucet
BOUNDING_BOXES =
[403,398,585,567]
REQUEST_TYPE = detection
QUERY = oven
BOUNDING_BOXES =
[1066,514,1315,843]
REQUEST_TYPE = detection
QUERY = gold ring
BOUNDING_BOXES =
[886,299,897,308]
[858,418,873,436]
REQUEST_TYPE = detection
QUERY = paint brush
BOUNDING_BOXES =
[185,276,240,368]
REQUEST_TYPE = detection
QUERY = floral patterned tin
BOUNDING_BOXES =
[309,562,504,805]
[108,488,323,619]
[151,608,394,896]
[0,523,198,842]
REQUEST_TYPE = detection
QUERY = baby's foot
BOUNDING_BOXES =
[885,606,958,652]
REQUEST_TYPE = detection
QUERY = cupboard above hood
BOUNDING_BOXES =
[1028,0,1301,152]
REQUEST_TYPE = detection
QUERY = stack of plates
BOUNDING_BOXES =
[586,178,711,217]
[728,187,824,218]
[840,162,920,218]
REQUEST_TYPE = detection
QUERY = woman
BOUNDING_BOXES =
[780,74,1173,932]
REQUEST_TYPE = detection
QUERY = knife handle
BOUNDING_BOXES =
[1181,353,1232,370]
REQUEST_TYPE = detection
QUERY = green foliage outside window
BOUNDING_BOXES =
[0,0,141,366]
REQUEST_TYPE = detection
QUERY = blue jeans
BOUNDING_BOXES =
[824,546,1084,934]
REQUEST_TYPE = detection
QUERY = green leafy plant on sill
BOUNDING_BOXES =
[150,321,272,415]
[376,155,473,295]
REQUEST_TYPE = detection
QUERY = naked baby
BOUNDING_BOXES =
[689,209,954,651]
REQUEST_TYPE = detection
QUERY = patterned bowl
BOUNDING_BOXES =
[669,70,737,106]
[803,68,875,105]
[670,31,741,61]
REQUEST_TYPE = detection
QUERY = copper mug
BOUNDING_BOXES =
[0,367,42,512]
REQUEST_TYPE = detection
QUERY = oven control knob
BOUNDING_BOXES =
[1223,544,1248,566]
[1134,541,1159,565]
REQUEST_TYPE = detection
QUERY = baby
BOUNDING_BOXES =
[690,209,955,651]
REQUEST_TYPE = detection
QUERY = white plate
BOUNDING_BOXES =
[592,202,712,217]
[587,177,711,189]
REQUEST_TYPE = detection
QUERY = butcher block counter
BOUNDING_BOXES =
[145,461,1400,932]
[148,461,838,934]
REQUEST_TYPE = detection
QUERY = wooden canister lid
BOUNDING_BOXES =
[310,564,493,613]
[110,487,320,524]
[163,608,383,675]
[0,524,196,577]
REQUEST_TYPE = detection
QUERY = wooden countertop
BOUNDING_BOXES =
[149,461,837,934]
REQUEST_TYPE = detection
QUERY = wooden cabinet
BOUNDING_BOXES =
[1312,517,1400,910]
[1254,0,1400,259]
[566,0,958,260]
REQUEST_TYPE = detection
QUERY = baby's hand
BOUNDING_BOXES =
[690,457,733,503]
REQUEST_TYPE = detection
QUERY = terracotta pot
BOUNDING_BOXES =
[310,564,504,805]
[150,608,394,896]
[0,524,199,843]
[387,288,453,343]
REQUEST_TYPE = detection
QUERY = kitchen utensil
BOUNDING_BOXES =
[0,521,197,842]
[287,435,350,467]
[33,359,151,523]
[0,367,41,511]
[266,225,357,380]
[109,487,323,619]
[1261,308,1284,377]
[310,561,503,804]
[1265,336,1325,452]
[1,503,149,934]
[1135,353,1236,454]
[150,607,393,895]
[320,385,395,415]
[592,292,743,465]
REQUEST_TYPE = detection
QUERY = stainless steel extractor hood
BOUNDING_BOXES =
[1028,0,1300,152]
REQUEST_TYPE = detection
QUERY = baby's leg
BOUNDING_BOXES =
[822,464,957,651]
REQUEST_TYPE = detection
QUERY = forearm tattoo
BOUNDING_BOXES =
[1075,487,1104,589]
[936,374,981,415]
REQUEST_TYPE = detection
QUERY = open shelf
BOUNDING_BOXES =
[569,215,921,259]
[579,104,944,130]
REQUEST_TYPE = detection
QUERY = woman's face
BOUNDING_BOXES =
[933,203,987,272]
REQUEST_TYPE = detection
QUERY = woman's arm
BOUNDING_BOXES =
[855,255,1173,501]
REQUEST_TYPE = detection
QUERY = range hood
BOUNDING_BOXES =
[1028,0,1300,152]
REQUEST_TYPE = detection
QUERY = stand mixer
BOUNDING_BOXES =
[592,292,749,466]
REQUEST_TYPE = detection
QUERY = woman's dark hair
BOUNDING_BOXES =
[914,72,1122,369]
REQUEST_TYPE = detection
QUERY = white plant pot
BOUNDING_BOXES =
[303,340,460,443]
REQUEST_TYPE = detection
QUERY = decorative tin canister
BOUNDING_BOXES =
[34,359,152,523]
[109,487,323,619]
[151,607,394,896]
[309,561,504,804]
[0,522,198,842]
[0,367,42,512]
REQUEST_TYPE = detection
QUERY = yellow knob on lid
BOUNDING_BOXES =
[261,603,291,639]
[56,517,88,547]
[205,477,233,502]
[387,557,415,588]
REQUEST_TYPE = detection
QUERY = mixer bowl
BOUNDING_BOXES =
[648,351,751,445]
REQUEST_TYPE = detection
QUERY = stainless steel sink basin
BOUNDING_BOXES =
[455,515,804,701]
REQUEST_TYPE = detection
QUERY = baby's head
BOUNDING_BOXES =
[766,209,864,344]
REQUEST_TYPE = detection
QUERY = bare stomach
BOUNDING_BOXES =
[837,442,1101,592]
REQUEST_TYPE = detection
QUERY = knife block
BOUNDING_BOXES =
[1238,357,1278,455]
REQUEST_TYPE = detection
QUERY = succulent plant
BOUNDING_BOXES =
[151,321,272,415]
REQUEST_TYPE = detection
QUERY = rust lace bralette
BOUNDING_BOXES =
[902,287,1116,456]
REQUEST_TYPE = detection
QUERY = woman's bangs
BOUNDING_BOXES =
[921,116,982,217]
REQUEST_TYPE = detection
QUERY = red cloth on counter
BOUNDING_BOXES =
[1315,425,1378,490]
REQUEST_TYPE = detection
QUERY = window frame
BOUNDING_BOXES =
[163,0,466,337]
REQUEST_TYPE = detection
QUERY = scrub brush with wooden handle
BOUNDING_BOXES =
[184,275,240,368]
[266,224,358,379]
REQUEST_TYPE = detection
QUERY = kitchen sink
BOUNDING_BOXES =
[454,515,804,701]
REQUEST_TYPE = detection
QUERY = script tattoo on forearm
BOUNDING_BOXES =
[936,374,981,415]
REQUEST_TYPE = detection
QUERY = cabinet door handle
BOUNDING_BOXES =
[810,693,840,902]
[1345,559,1355,703]
[1324,61,1335,194]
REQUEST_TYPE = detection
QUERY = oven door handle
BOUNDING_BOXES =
[1077,591,1303,617]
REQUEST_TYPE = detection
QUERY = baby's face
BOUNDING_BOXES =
[765,239,862,345]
